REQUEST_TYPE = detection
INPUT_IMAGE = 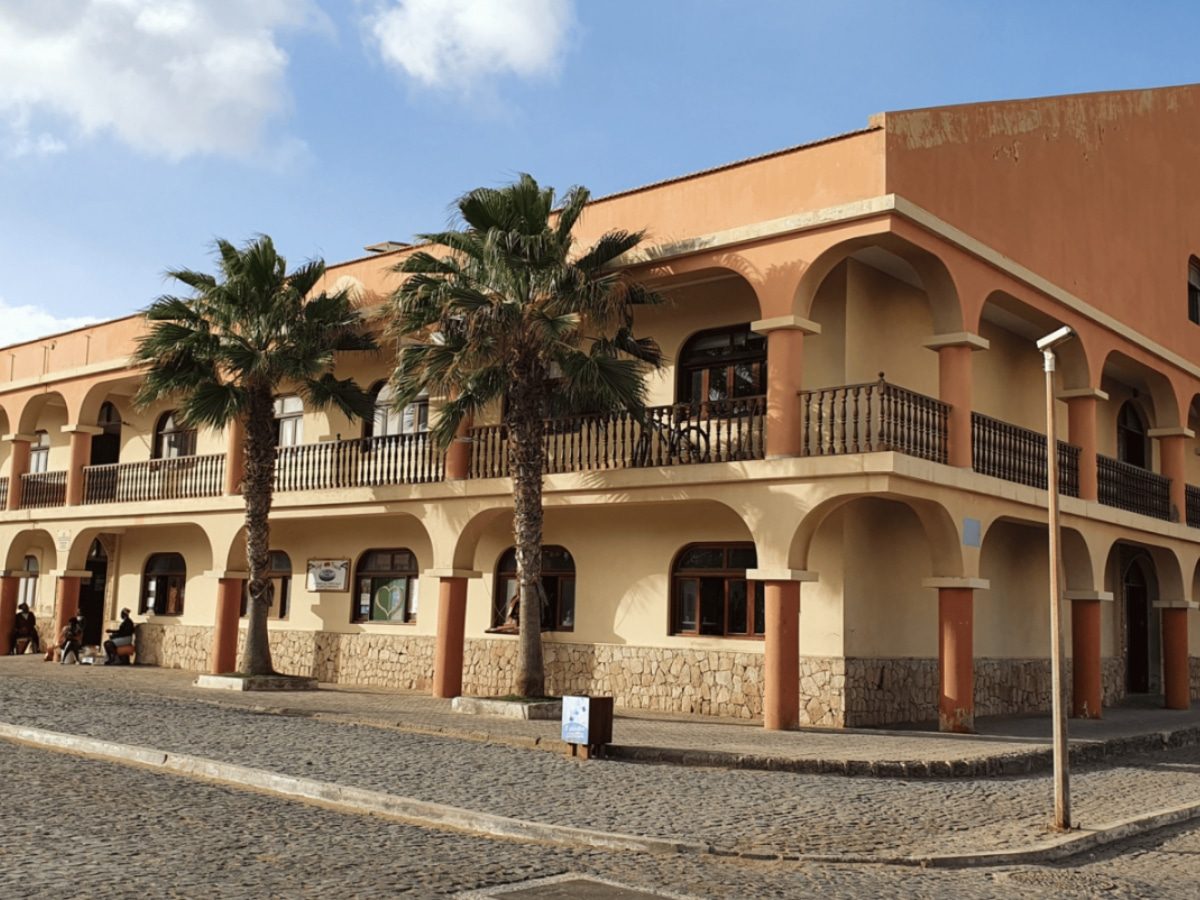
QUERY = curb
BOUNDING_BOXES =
[4,720,1200,868]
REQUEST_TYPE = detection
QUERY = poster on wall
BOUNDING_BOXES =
[306,559,350,592]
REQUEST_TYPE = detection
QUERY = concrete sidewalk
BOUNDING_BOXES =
[5,655,1199,777]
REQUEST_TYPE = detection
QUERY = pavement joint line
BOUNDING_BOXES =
[4,719,1200,869]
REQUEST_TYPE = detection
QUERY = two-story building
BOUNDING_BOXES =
[2,84,1198,733]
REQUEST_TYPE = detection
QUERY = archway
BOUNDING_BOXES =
[77,539,108,645]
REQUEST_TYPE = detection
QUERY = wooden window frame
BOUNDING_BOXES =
[353,548,419,624]
[676,324,767,407]
[492,546,576,632]
[670,542,764,639]
[154,411,197,460]
[141,553,187,617]
[240,551,293,620]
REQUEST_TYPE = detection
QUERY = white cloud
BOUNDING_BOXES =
[0,295,99,346]
[0,1,325,161]
[367,0,573,91]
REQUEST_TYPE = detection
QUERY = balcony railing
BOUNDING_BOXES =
[799,377,948,464]
[1097,454,1172,521]
[275,433,442,492]
[20,471,67,509]
[1186,484,1199,529]
[469,397,766,479]
[0,476,8,509]
[82,454,226,504]
[971,413,1081,498]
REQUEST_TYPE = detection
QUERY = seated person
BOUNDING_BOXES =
[12,602,39,654]
[58,617,83,665]
[103,608,135,665]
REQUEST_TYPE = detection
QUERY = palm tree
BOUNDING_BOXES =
[386,174,663,697]
[134,235,377,676]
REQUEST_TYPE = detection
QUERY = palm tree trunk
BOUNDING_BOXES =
[239,387,277,676]
[508,377,546,698]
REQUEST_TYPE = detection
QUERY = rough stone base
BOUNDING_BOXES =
[451,696,563,719]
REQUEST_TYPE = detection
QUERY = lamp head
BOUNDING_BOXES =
[1036,325,1074,352]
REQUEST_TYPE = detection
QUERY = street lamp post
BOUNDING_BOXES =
[1037,325,1074,831]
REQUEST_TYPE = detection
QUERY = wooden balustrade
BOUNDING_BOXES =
[0,477,8,510]
[971,413,1081,497]
[469,397,766,478]
[82,454,226,504]
[799,376,948,464]
[275,433,443,492]
[1185,484,1199,528]
[19,471,68,509]
[1097,454,1172,521]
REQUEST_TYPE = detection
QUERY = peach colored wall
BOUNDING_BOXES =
[884,86,1200,364]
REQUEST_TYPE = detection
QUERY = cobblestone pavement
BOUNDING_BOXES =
[4,663,1200,860]
[3,743,1200,899]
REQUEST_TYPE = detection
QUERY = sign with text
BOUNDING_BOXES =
[561,695,591,744]
[306,559,350,592]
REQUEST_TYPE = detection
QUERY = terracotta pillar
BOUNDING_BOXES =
[1159,604,1193,710]
[937,587,975,733]
[751,316,820,459]
[211,577,244,674]
[924,333,988,469]
[1150,430,1190,523]
[5,435,32,511]
[54,574,83,641]
[1068,592,1107,718]
[224,418,245,496]
[1064,392,1102,502]
[762,581,800,730]
[64,425,100,506]
[433,577,469,697]
[0,575,18,654]
[444,415,472,481]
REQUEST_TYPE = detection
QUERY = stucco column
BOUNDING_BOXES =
[1067,591,1110,718]
[1155,601,1196,710]
[4,434,33,511]
[427,568,481,698]
[63,424,102,506]
[53,571,89,644]
[1149,428,1192,523]
[751,316,821,459]
[0,574,19,654]
[924,333,989,469]
[1062,390,1105,502]
[210,574,246,674]
[925,577,988,733]
[444,415,473,481]
[224,418,245,496]
[748,568,817,731]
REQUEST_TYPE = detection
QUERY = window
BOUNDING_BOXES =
[492,546,576,632]
[141,553,186,616]
[18,554,38,609]
[677,325,766,406]
[1117,401,1149,470]
[29,430,50,474]
[240,551,292,619]
[671,543,764,637]
[274,396,304,447]
[365,382,429,438]
[1189,258,1200,325]
[354,548,419,623]
[154,411,196,459]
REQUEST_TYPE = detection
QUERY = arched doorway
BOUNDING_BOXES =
[1116,401,1149,469]
[90,402,122,466]
[1122,555,1159,694]
[78,540,108,645]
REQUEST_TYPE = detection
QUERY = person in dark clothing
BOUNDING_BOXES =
[59,617,83,664]
[12,602,40,654]
[103,608,135,665]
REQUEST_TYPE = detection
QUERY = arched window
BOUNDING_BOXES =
[18,554,38,609]
[29,430,50,474]
[154,411,196,459]
[492,546,575,632]
[365,382,429,438]
[677,325,766,405]
[1116,401,1149,469]
[354,549,419,623]
[274,396,304,447]
[90,401,122,466]
[1188,257,1200,325]
[141,553,186,616]
[240,551,292,619]
[671,543,763,637]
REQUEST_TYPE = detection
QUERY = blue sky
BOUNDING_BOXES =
[1,0,1198,341]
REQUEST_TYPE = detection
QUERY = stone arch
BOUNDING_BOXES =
[17,390,70,436]
[4,528,58,573]
[127,524,215,579]
[1102,538,1183,696]
[75,375,142,430]
[976,289,1094,395]
[1099,349,1184,431]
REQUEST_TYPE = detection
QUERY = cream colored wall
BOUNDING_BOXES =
[978,521,1051,658]
[112,398,223,462]
[31,401,70,470]
[796,507,847,657]
[837,499,937,658]
[116,525,216,629]
[463,502,765,654]
[844,260,937,394]
[803,264,848,389]
[974,321,1064,431]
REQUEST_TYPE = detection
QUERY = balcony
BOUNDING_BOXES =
[971,413,1080,498]
[275,433,442,492]
[82,455,226,504]
[1098,455,1173,522]
[799,378,948,464]
[470,398,766,478]
[20,471,67,509]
